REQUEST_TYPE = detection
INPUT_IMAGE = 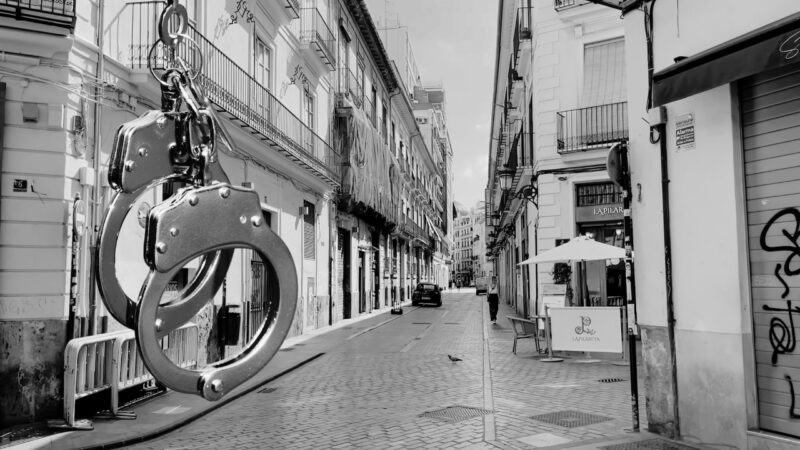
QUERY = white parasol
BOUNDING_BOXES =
[518,235,626,265]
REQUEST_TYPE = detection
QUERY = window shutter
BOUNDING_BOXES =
[303,201,315,259]
[582,38,626,107]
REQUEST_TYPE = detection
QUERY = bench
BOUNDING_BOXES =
[506,316,541,354]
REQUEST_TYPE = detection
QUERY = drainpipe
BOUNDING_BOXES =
[643,0,680,437]
[87,0,106,336]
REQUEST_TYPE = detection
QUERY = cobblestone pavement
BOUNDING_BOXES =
[124,290,652,450]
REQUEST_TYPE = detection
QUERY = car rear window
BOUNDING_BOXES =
[418,284,436,291]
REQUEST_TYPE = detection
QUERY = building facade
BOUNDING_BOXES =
[485,0,627,319]
[453,212,474,287]
[609,1,800,448]
[0,0,450,426]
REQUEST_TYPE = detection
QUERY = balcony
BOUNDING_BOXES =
[556,102,628,154]
[337,66,362,107]
[0,0,76,30]
[364,95,376,127]
[123,2,340,186]
[554,0,588,10]
[284,0,300,19]
[295,7,336,71]
[512,6,532,68]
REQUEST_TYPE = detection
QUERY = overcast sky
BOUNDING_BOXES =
[364,0,499,210]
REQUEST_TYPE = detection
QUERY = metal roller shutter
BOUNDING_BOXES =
[743,63,800,438]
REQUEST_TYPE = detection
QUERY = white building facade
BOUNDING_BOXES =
[613,1,800,448]
[486,0,627,318]
[0,0,450,426]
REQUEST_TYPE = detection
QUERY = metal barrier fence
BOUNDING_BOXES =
[56,323,198,430]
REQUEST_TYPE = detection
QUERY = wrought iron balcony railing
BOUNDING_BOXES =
[0,0,76,29]
[512,6,532,64]
[556,102,628,154]
[124,1,340,185]
[295,7,336,70]
[337,66,362,107]
[284,0,300,19]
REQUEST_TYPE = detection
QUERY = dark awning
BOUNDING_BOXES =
[653,12,800,107]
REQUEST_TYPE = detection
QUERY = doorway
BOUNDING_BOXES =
[358,250,366,314]
[576,223,625,306]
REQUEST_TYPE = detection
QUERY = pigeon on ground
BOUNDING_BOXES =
[448,354,462,362]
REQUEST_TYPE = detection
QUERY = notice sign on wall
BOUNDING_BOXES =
[675,113,695,151]
[549,307,622,353]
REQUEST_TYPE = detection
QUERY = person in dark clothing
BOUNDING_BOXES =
[487,280,499,324]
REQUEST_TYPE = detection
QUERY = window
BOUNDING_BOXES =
[304,87,315,130]
[371,86,377,124]
[303,201,315,259]
[576,182,623,207]
[582,38,626,107]
[255,38,272,125]
[356,52,365,105]
[256,38,272,92]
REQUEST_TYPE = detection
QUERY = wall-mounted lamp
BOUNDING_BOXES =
[497,166,514,191]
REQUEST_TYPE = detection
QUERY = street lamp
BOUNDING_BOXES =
[497,166,514,190]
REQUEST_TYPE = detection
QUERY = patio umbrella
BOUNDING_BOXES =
[518,235,625,265]
[518,235,626,307]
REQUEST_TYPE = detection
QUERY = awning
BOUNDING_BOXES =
[653,12,800,107]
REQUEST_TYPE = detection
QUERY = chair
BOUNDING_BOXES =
[506,316,540,354]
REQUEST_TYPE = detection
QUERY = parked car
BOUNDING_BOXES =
[412,282,442,307]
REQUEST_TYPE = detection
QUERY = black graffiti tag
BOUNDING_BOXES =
[760,208,800,298]
[763,301,800,365]
[785,374,800,419]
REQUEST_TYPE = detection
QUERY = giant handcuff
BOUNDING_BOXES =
[95,0,296,401]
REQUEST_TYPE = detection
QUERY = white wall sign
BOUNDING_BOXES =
[549,307,622,353]
[675,113,695,151]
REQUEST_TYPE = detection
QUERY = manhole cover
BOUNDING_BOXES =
[598,378,625,383]
[530,410,613,428]
[420,406,491,423]
[258,387,277,394]
[600,439,700,450]
[279,348,293,352]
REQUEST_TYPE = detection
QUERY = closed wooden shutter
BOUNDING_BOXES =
[742,63,800,438]
[303,201,315,260]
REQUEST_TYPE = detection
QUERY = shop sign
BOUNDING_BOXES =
[575,204,624,222]
[675,113,695,151]
[549,307,622,353]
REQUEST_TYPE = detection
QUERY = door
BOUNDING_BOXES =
[741,64,800,438]
[338,228,351,319]
[358,251,366,314]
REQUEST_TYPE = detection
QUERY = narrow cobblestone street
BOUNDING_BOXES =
[123,290,652,450]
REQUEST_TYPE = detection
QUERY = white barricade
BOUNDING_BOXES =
[52,323,199,430]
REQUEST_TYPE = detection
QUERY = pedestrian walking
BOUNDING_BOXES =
[487,280,499,324]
